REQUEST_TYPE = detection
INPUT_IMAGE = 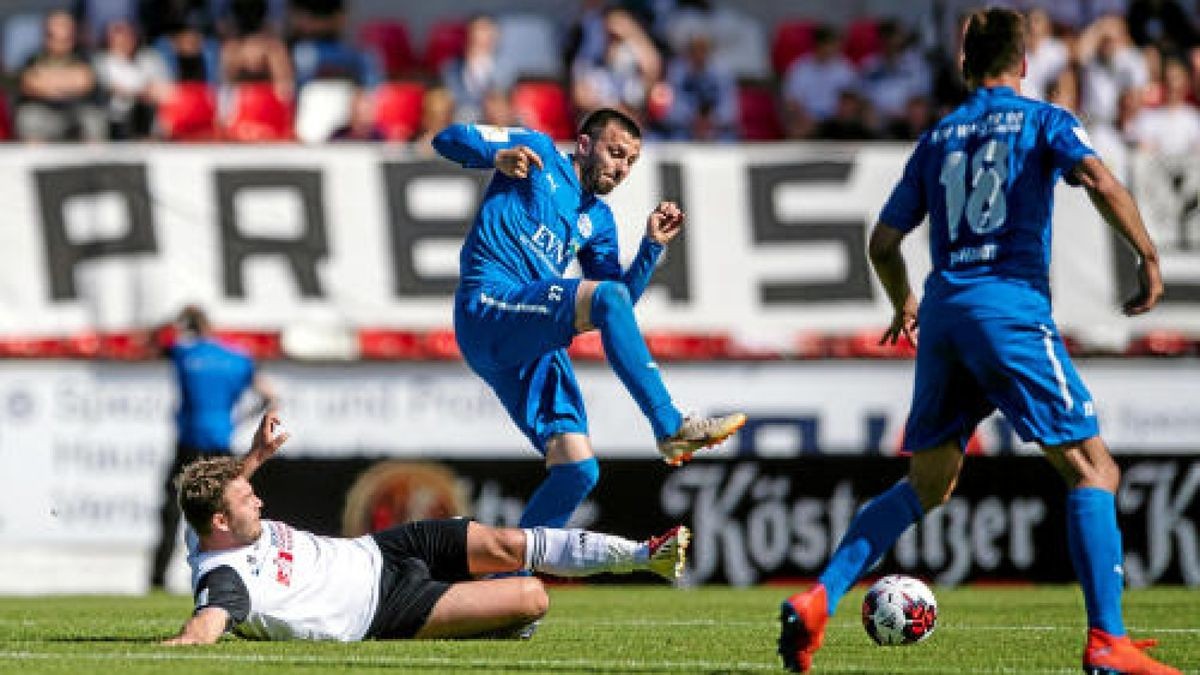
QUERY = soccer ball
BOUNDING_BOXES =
[861,575,938,646]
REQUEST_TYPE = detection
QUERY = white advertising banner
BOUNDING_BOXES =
[0,359,1196,544]
[0,359,1195,592]
[0,143,1196,346]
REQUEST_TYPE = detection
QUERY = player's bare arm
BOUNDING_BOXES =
[868,222,918,346]
[163,607,229,645]
[1072,156,1163,315]
[646,201,685,245]
[494,146,543,179]
[239,410,290,480]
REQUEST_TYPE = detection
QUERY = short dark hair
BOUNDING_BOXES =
[177,457,242,536]
[579,108,641,140]
[962,7,1026,85]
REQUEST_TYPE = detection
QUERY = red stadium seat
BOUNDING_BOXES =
[843,18,882,66]
[212,330,283,359]
[511,80,574,141]
[771,20,817,76]
[737,83,784,141]
[373,81,425,141]
[423,20,468,74]
[224,82,294,142]
[0,94,12,141]
[357,20,416,78]
[158,82,218,141]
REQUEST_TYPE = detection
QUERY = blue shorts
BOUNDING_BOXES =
[454,279,588,451]
[903,304,1099,452]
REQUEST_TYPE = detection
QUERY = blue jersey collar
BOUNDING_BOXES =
[975,85,1017,98]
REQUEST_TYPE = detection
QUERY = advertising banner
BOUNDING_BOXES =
[250,455,1200,588]
[0,144,1197,346]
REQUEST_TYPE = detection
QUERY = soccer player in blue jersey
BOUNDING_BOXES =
[778,9,1177,675]
[150,305,277,589]
[433,109,745,535]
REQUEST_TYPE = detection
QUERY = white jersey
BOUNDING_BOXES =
[187,519,383,641]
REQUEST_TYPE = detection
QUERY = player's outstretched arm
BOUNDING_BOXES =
[868,222,919,346]
[162,607,229,645]
[1074,156,1163,315]
[239,409,290,480]
[431,124,544,173]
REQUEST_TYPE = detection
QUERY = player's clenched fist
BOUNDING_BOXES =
[646,201,685,245]
[494,146,544,179]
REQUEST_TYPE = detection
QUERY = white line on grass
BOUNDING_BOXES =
[0,651,1085,674]
[550,618,1200,634]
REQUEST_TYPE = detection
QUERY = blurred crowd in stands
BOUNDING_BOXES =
[1,0,1199,154]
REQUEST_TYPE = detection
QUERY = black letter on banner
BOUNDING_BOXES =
[651,162,691,302]
[381,161,486,296]
[216,170,328,298]
[747,163,871,303]
[36,164,157,300]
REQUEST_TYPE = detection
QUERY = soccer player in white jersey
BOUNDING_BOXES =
[163,411,690,644]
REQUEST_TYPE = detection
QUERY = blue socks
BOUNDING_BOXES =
[819,481,924,615]
[1066,487,1126,636]
[519,457,600,528]
[590,282,683,439]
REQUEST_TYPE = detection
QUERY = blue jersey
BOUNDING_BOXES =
[168,338,255,450]
[879,86,1096,307]
[432,124,663,301]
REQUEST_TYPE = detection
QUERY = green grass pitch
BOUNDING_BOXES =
[0,585,1194,673]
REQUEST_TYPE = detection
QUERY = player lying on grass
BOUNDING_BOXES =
[163,410,690,644]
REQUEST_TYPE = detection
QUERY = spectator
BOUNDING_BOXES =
[661,29,737,140]
[73,0,139,47]
[139,0,214,44]
[858,20,931,128]
[221,0,292,102]
[441,15,517,123]
[815,88,877,140]
[93,18,169,139]
[1047,64,1082,113]
[564,0,610,69]
[16,10,107,142]
[882,94,934,141]
[289,0,343,43]
[330,88,384,141]
[155,9,222,87]
[781,25,858,139]
[1079,15,1148,125]
[480,88,516,127]
[412,86,455,150]
[1127,0,1198,54]
[1089,86,1142,181]
[570,8,662,119]
[1022,8,1069,101]
[1128,57,1200,154]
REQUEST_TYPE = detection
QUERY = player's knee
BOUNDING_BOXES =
[517,577,549,622]
[590,281,632,327]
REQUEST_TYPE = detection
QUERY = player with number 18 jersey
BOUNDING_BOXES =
[879,85,1098,450]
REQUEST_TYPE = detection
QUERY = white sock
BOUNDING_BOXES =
[522,527,648,577]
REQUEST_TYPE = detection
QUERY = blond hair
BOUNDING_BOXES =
[177,457,242,536]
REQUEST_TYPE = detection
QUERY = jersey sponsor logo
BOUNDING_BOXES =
[275,549,293,587]
[577,213,592,239]
[476,125,511,143]
[530,223,567,266]
[930,110,1024,143]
